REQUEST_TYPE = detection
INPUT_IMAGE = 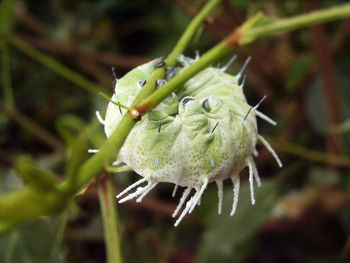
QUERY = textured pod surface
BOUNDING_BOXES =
[101,56,281,226]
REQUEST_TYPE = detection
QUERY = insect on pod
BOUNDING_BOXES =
[94,55,282,226]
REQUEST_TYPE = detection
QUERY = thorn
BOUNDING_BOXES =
[230,176,240,216]
[177,55,187,67]
[156,79,166,88]
[112,67,118,80]
[116,178,147,199]
[242,95,267,124]
[248,160,255,205]
[236,56,251,80]
[258,135,283,168]
[155,56,165,68]
[255,110,277,126]
[253,95,267,110]
[182,97,195,106]
[241,106,253,124]
[221,55,237,72]
[172,187,191,218]
[99,92,130,111]
[216,180,223,215]
[138,80,146,88]
[240,74,247,88]
[95,111,105,125]
[112,80,117,92]
[202,98,210,110]
[166,67,175,80]
[195,50,200,60]
[210,122,219,136]
[118,101,123,116]
[158,122,162,134]
[172,184,178,197]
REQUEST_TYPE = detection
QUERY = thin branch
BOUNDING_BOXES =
[265,136,350,168]
[18,34,149,69]
[0,101,64,151]
[3,34,107,94]
[242,3,350,43]
[307,0,341,155]
[98,175,123,263]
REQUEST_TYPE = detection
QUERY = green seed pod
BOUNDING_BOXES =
[96,56,282,226]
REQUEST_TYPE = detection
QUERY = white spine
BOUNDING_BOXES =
[248,159,256,205]
[116,178,147,198]
[255,110,277,126]
[172,187,191,218]
[230,176,240,216]
[258,135,283,167]
[95,111,105,125]
[216,180,223,215]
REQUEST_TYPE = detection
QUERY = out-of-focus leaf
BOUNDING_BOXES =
[285,55,314,92]
[339,172,350,191]
[0,168,22,193]
[55,114,87,146]
[0,217,66,263]
[308,166,338,186]
[195,179,277,263]
[0,0,13,32]
[332,118,350,134]
[305,75,327,134]
[229,0,253,9]
[305,61,350,135]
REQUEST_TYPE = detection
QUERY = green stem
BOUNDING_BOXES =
[165,0,223,66]
[242,3,350,43]
[3,34,107,94]
[98,175,123,263]
[131,0,223,106]
[266,136,350,168]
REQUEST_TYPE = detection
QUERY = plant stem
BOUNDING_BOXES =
[98,175,123,263]
[266,136,350,168]
[3,34,107,94]
[242,3,350,43]
[165,0,223,66]
[131,0,223,106]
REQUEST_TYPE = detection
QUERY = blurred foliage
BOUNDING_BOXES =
[1,0,350,262]
[0,217,67,263]
[195,180,277,262]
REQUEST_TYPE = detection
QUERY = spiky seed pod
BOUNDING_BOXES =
[96,56,282,226]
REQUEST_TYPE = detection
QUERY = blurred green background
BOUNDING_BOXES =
[1,0,350,262]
